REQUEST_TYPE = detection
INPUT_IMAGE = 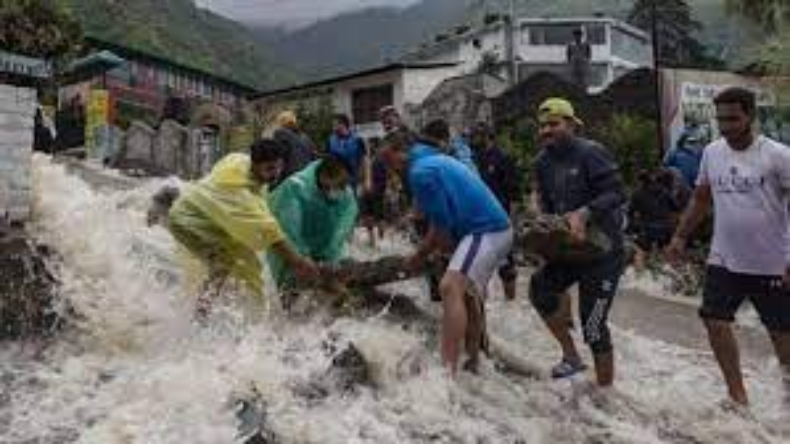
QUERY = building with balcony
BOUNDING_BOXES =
[404,16,653,93]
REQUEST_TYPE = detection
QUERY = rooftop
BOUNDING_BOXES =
[254,62,458,99]
[72,37,261,96]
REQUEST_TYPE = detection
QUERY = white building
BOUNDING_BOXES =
[0,50,50,226]
[404,16,654,93]
[254,62,458,140]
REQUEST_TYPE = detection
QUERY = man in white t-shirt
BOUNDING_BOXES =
[667,87,790,407]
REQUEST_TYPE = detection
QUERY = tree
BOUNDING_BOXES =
[725,0,788,33]
[726,0,789,74]
[628,0,718,68]
[0,0,82,58]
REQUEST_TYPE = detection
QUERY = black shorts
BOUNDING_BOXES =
[700,266,790,332]
[529,252,626,354]
[634,225,674,251]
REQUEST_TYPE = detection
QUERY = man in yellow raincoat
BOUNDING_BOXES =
[267,154,359,289]
[167,139,319,309]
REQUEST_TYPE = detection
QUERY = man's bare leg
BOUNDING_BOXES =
[543,292,582,364]
[463,290,487,373]
[440,271,470,375]
[704,318,749,405]
[503,277,517,301]
[769,331,790,404]
[593,352,615,387]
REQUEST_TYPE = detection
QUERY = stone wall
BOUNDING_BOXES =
[408,73,506,133]
[0,84,35,225]
[115,121,156,171]
[111,120,207,179]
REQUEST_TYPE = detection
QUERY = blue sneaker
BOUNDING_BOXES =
[551,357,587,379]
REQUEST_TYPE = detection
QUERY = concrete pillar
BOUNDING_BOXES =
[0,84,36,226]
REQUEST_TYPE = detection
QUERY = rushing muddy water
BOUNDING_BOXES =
[0,156,787,443]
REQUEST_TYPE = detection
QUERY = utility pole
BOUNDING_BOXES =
[651,0,666,155]
[503,0,517,86]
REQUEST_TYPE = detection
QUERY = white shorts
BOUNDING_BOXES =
[448,228,514,298]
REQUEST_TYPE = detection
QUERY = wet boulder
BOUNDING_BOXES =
[146,185,180,226]
[326,343,372,393]
[292,342,374,403]
[0,232,61,339]
[233,394,279,444]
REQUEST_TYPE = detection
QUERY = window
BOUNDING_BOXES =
[351,84,394,125]
[585,24,607,45]
[526,23,607,46]
[529,24,577,46]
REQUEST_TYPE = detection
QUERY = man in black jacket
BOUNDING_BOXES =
[273,110,316,185]
[529,98,627,387]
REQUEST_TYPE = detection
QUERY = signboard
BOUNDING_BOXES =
[0,50,52,79]
[85,89,110,158]
[679,82,786,145]
[681,82,775,106]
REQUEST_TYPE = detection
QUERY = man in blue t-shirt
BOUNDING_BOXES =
[379,120,513,376]
[328,114,367,192]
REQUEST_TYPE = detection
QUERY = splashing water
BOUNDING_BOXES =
[1,155,787,443]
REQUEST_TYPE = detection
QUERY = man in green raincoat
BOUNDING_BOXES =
[167,139,319,310]
[267,154,359,289]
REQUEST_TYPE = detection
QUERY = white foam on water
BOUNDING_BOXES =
[1,155,787,443]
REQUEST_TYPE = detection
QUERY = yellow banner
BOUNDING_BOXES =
[85,89,110,157]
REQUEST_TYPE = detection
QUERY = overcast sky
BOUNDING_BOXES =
[196,0,421,28]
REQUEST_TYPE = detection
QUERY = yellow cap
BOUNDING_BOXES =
[538,98,583,126]
[276,110,298,128]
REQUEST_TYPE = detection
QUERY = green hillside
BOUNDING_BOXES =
[58,0,296,90]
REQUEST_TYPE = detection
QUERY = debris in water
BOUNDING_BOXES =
[232,389,278,444]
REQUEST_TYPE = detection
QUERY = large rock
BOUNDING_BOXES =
[153,120,188,174]
[292,342,374,402]
[325,343,372,393]
[115,121,156,173]
[0,233,61,339]
[232,393,278,444]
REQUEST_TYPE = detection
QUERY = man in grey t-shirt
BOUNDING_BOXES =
[667,87,790,408]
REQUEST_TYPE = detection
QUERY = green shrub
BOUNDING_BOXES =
[591,114,661,187]
[496,118,540,202]
[295,96,335,150]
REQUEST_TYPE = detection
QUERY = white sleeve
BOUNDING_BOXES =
[774,142,790,196]
[774,142,790,266]
[696,144,712,187]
